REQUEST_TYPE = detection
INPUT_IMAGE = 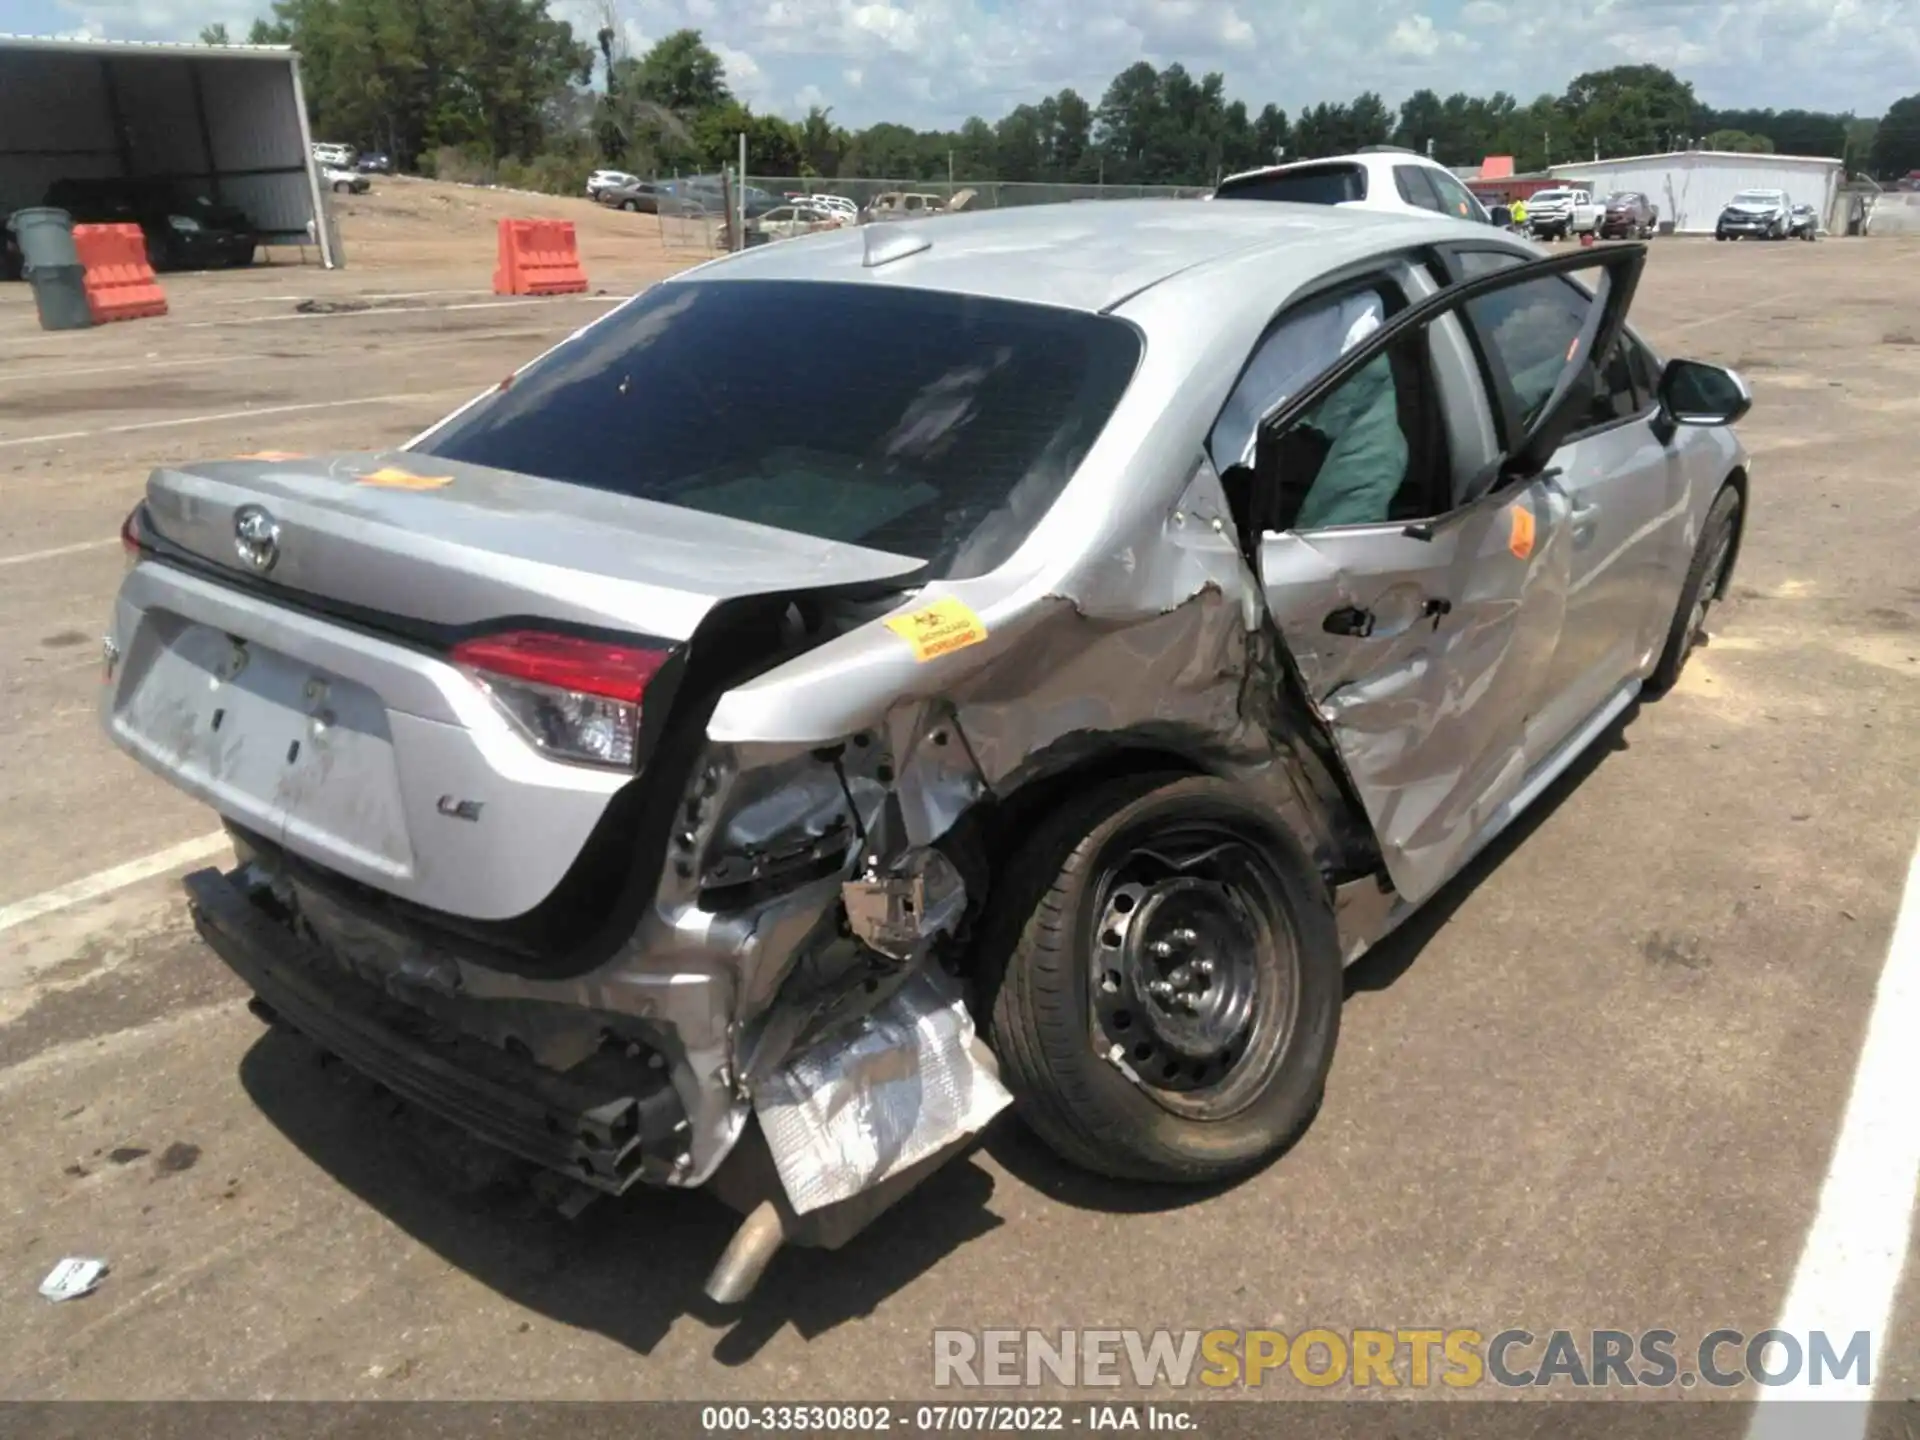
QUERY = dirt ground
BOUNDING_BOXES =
[1,184,1918,1408]
[314,173,719,278]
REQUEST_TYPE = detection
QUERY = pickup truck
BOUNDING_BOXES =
[1526,188,1602,240]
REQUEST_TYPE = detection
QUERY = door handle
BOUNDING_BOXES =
[1570,495,1599,543]
[1322,605,1375,637]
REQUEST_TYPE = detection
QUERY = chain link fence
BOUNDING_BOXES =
[656,174,1213,256]
[656,172,735,254]
[750,177,1212,211]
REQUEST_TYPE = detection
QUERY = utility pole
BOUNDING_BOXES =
[1544,128,1551,167]
[948,148,954,185]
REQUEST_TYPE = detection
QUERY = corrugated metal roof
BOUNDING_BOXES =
[1553,149,1843,173]
[0,34,295,59]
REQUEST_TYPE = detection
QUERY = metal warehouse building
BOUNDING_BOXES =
[1549,149,1846,236]
[0,34,336,266]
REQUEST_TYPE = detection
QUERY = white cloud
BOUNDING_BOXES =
[1386,14,1441,57]
[42,0,1920,128]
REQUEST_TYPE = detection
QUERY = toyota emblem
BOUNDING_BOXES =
[233,504,281,574]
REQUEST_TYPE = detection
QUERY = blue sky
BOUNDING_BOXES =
[6,0,1916,129]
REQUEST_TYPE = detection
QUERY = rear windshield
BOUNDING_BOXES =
[415,280,1142,579]
[1214,164,1368,205]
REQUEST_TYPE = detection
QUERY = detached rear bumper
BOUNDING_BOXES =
[184,866,691,1193]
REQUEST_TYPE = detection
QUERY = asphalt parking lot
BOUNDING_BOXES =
[1,215,1917,1405]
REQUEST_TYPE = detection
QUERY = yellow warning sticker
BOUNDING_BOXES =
[885,597,989,662]
[357,466,453,491]
[1508,504,1536,560]
[235,450,306,462]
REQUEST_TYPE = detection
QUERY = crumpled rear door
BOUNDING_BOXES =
[1261,484,1572,904]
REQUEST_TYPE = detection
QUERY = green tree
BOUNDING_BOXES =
[263,0,588,165]
[199,22,231,43]
[633,28,731,115]
[1868,93,1920,179]
[798,105,846,177]
[1561,64,1699,158]
[1702,128,1774,154]
[1251,103,1290,165]
[1845,116,1879,177]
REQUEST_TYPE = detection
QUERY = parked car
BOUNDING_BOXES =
[750,204,838,240]
[1526,188,1603,240]
[101,202,1752,1299]
[322,165,370,195]
[311,142,355,169]
[357,152,393,175]
[587,169,639,201]
[601,180,661,214]
[1788,202,1819,240]
[1599,191,1658,239]
[1716,189,1792,240]
[864,191,947,221]
[803,194,860,224]
[1213,148,1497,226]
[42,177,256,271]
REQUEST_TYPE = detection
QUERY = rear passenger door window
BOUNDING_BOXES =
[1394,165,1445,212]
[1425,169,1485,223]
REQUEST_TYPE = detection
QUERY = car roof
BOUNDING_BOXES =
[669,198,1474,314]
[1217,149,1445,190]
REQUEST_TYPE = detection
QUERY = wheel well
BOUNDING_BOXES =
[1716,465,1749,599]
[944,740,1368,949]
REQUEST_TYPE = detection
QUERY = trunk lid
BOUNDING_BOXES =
[109,450,927,925]
[140,450,928,640]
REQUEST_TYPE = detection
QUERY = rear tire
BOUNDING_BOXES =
[1647,485,1741,695]
[981,774,1342,1184]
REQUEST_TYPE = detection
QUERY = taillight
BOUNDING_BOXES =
[450,630,668,770]
[120,506,142,570]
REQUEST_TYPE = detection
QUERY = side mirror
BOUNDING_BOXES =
[1656,359,1752,428]
[1488,205,1513,229]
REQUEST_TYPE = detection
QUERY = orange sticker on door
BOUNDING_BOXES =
[885,598,989,662]
[1508,504,1537,559]
[357,466,453,490]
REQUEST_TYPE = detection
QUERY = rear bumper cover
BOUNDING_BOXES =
[185,865,691,1193]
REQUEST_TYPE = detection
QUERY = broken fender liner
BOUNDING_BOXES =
[752,969,1012,1216]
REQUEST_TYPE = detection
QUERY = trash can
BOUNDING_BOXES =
[25,263,93,331]
[6,206,82,270]
[7,208,93,331]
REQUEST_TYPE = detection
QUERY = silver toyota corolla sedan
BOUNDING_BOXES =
[101,201,1752,1299]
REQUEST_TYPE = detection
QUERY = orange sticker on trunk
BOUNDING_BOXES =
[1508,504,1537,559]
[885,598,989,662]
[357,466,452,490]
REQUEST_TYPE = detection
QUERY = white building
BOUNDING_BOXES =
[1549,150,1845,235]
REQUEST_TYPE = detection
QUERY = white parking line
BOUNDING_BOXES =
[0,832,230,937]
[1747,830,1920,1434]
[19,354,237,382]
[0,387,475,448]
[0,537,117,569]
[21,325,560,383]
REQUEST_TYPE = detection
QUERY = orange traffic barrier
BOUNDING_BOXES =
[492,218,589,296]
[71,223,169,322]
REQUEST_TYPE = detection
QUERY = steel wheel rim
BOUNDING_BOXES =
[1088,818,1300,1120]
[1689,523,1736,641]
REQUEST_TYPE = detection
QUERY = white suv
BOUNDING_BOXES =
[1212,148,1496,226]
